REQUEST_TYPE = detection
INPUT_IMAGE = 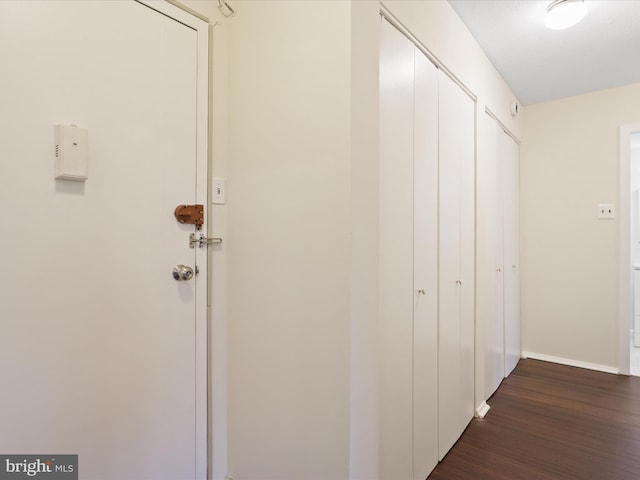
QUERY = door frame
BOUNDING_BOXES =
[139,1,209,476]
[618,122,640,376]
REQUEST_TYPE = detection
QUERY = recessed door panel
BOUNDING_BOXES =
[486,118,506,396]
[438,71,475,461]
[413,47,439,480]
[503,132,521,376]
[379,19,416,480]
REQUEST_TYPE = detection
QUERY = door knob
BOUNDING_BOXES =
[417,289,426,295]
[172,264,194,281]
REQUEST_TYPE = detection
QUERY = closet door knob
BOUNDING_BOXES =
[456,280,462,285]
[417,289,426,295]
[497,268,502,272]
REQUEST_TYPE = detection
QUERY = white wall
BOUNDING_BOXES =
[181,2,377,478]
[226,2,351,478]
[522,82,640,370]
[348,2,380,478]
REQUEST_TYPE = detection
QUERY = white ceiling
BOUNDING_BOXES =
[448,0,640,105]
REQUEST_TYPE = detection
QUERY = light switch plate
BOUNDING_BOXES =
[213,177,226,205]
[598,203,616,219]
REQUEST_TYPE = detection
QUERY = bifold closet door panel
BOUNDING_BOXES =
[490,119,506,395]
[412,47,439,480]
[437,71,475,461]
[379,18,416,479]
[502,132,521,376]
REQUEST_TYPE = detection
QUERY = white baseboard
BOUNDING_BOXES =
[475,401,490,419]
[521,351,619,375]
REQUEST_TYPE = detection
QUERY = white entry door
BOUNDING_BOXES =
[0,2,208,479]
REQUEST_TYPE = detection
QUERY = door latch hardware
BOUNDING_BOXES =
[189,233,223,249]
[174,204,204,230]
[172,264,194,281]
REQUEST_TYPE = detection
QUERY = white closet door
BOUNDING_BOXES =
[438,71,475,461]
[492,119,506,393]
[477,115,504,401]
[458,86,476,428]
[379,19,417,479]
[502,132,521,376]
[413,47,439,480]
[380,18,476,475]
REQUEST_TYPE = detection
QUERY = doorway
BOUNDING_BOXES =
[619,124,640,377]
[627,131,640,375]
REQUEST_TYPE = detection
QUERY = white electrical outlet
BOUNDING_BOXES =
[598,203,616,219]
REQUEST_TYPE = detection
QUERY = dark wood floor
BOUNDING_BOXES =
[428,359,640,480]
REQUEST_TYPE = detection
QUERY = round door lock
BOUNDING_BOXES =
[172,264,194,281]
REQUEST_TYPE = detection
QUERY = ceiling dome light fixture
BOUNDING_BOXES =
[544,0,587,30]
